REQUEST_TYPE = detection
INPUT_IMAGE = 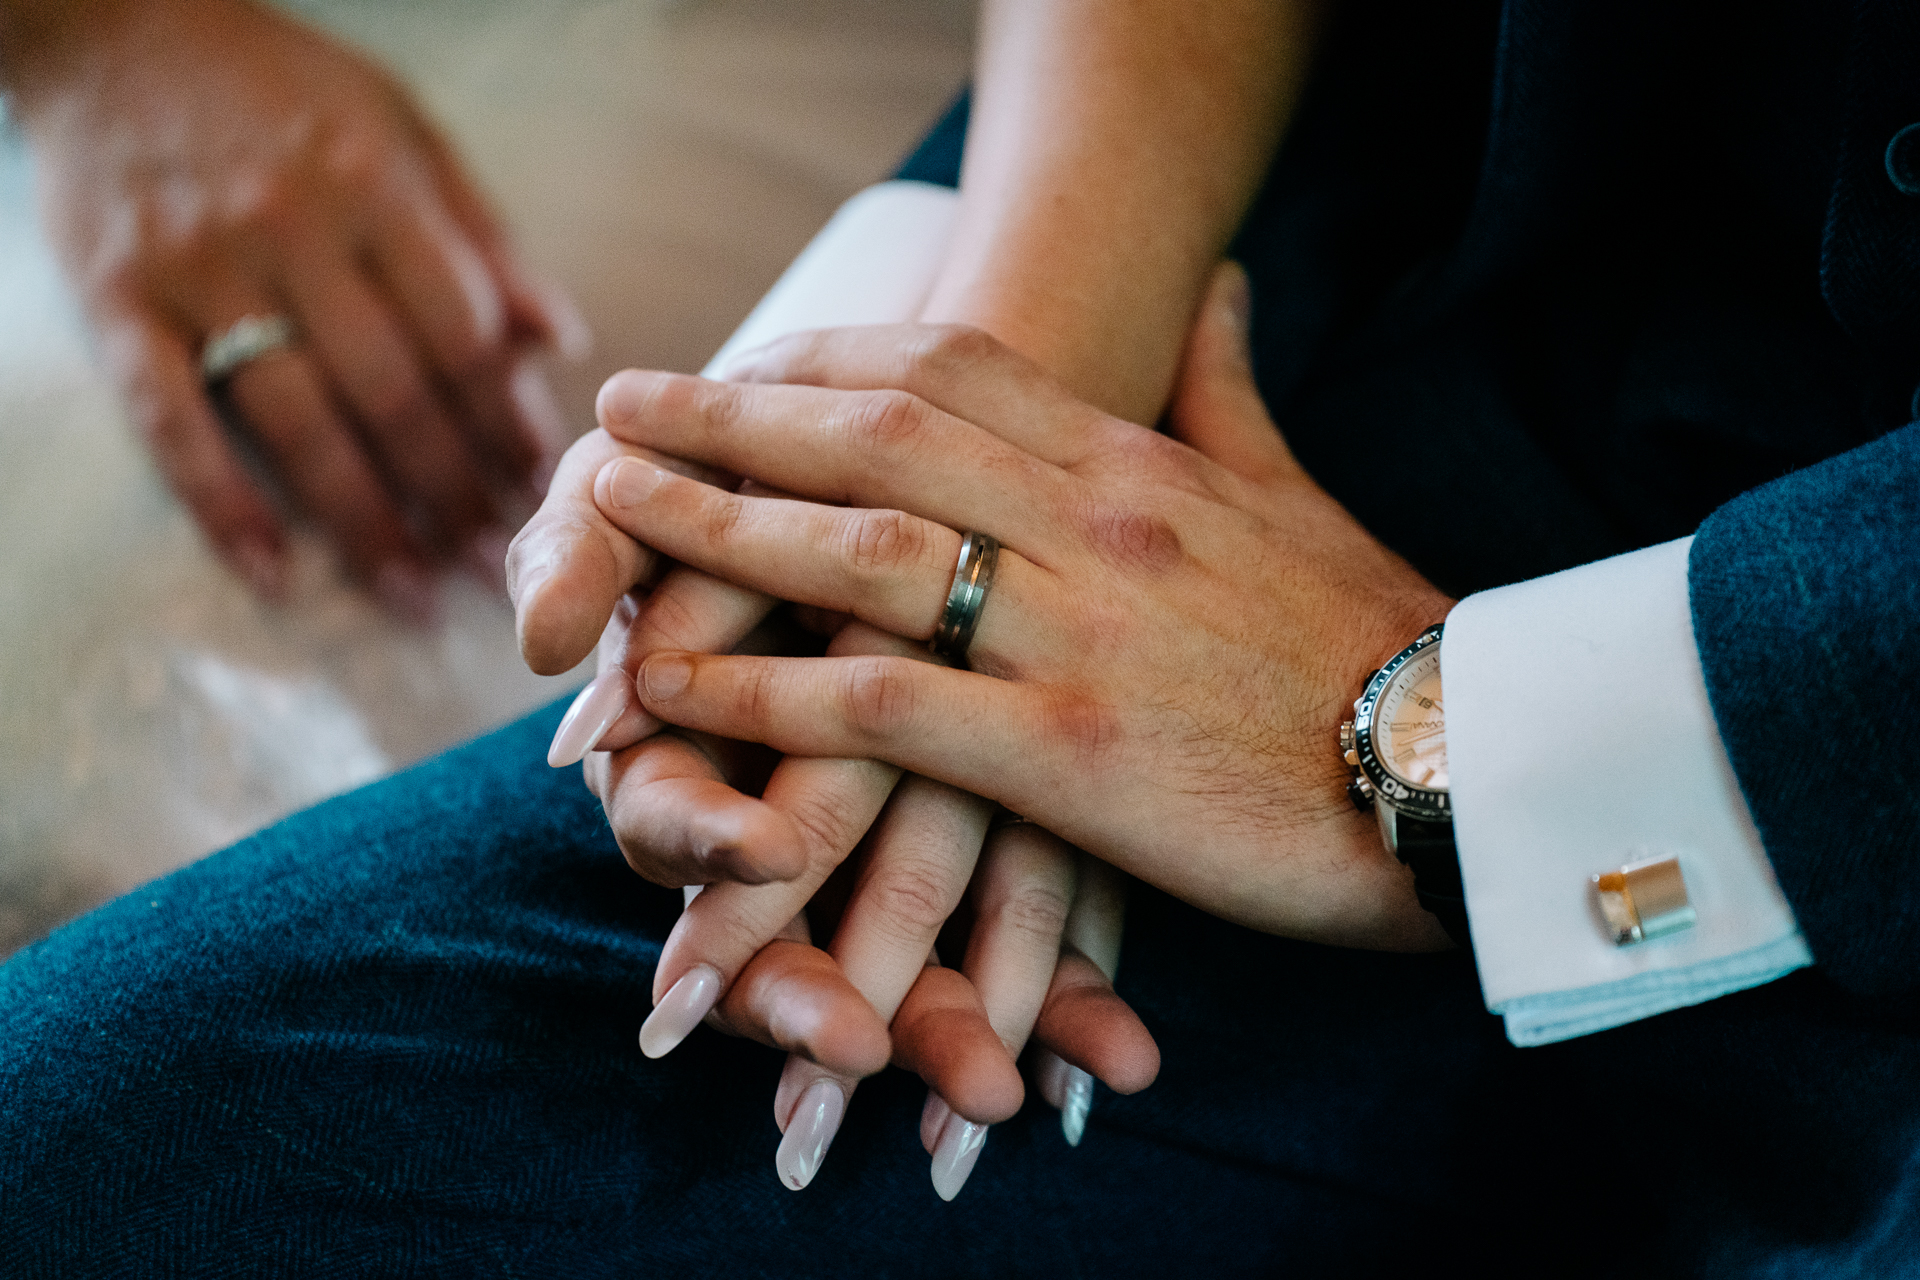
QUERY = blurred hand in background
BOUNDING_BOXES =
[0,0,588,620]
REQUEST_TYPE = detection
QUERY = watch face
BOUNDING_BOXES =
[1373,648,1448,792]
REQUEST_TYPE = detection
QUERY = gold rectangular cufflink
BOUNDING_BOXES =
[1592,855,1695,945]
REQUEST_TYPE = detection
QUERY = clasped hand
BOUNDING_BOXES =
[509,264,1453,1192]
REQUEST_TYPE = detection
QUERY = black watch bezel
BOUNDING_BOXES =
[1351,624,1451,824]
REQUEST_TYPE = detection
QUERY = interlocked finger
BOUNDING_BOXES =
[509,427,729,675]
[962,822,1079,1059]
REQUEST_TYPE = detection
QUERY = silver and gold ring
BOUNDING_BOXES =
[929,531,999,667]
[201,314,296,384]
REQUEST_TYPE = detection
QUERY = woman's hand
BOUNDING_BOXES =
[3,0,584,612]
[509,450,1157,1196]
[590,264,1457,951]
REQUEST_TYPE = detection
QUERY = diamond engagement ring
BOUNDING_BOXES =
[201,314,296,384]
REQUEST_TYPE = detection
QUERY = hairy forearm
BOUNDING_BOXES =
[921,0,1322,424]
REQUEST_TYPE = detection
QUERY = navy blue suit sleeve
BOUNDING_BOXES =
[1690,420,1920,996]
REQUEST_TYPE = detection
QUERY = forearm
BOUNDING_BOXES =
[922,0,1321,424]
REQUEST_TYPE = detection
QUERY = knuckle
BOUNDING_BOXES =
[630,583,707,653]
[839,389,929,456]
[865,858,958,937]
[736,659,783,727]
[777,788,863,867]
[688,376,747,437]
[990,877,1073,944]
[844,508,924,578]
[1038,689,1122,765]
[843,655,918,740]
[1072,500,1184,574]
[906,324,1001,385]
[699,490,746,549]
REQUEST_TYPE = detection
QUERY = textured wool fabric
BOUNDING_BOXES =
[1691,422,1920,996]
[0,701,1605,1277]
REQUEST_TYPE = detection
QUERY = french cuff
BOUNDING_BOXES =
[1444,536,1813,1048]
[700,180,960,378]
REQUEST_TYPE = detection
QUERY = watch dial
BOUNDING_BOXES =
[1374,649,1447,791]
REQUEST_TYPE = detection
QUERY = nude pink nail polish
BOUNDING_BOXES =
[1060,1066,1095,1148]
[920,1091,952,1155]
[547,672,630,767]
[637,964,720,1059]
[930,1110,988,1202]
[775,1079,846,1191]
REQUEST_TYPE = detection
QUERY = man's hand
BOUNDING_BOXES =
[591,264,1457,950]
[4,0,585,614]
[510,432,1158,1196]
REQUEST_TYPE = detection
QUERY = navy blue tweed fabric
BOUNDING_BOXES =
[0,703,1605,1277]
[1692,422,1920,995]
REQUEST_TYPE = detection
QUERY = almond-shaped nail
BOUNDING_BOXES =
[638,963,721,1058]
[1034,1050,1070,1110]
[1060,1065,1095,1148]
[920,1090,952,1155]
[930,1112,988,1202]
[775,1079,846,1191]
[548,672,631,767]
[604,457,666,509]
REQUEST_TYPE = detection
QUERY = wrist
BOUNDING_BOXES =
[1337,612,1464,951]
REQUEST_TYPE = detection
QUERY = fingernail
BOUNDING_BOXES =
[638,963,721,1058]
[374,561,440,628]
[548,672,632,767]
[930,1111,989,1202]
[1060,1066,1095,1148]
[641,654,692,701]
[596,373,643,427]
[775,1079,846,1191]
[1034,1050,1069,1110]
[604,457,666,509]
[231,539,288,601]
[920,1090,952,1154]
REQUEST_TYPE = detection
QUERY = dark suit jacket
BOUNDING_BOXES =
[900,0,1920,1270]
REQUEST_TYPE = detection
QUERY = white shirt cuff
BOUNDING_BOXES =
[1444,536,1813,1047]
[700,180,960,378]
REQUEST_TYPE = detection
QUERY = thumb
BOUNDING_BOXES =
[1166,261,1301,484]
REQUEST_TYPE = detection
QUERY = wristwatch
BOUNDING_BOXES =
[1338,623,1470,947]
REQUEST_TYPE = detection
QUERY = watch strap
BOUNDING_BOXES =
[1396,816,1470,948]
